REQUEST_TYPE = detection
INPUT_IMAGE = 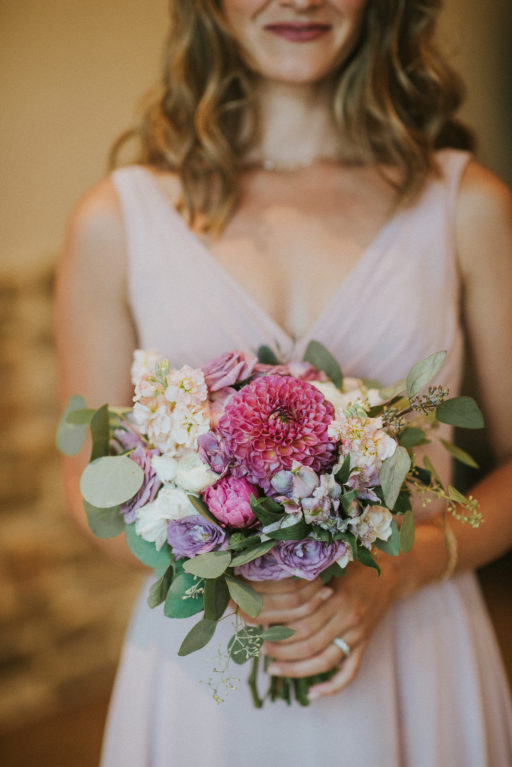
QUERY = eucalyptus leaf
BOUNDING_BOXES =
[411,465,433,486]
[230,540,276,567]
[164,572,204,618]
[250,495,284,526]
[356,546,380,575]
[303,339,343,389]
[204,578,230,621]
[65,408,96,425]
[340,489,358,513]
[398,427,427,448]
[56,394,87,456]
[448,485,469,505]
[83,500,124,538]
[380,447,411,510]
[225,576,262,618]
[374,519,400,556]
[440,439,479,469]
[125,523,172,569]
[261,626,296,642]
[436,396,484,429]
[332,532,357,558]
[183,550,231,579]
[227,626,263,665]
[256,345,280,365]
[187,494,222,526]
[319,561,345,583]
[178,618,217,656]
[406,351,447,397]
[378,379,406,401]
[265,519,309,541]
[80,455,144,508]
[147,564,174,609]
[399,509,415,552]
[334,454,351,486]
[90,404,110,461]
[423,456,442,487]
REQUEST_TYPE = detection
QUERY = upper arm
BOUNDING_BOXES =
[56,176,137,410]
[55,177,138,534]
[456,162,512,462]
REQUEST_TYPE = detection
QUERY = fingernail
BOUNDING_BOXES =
[318,587,334,601]
[308,690,320,701]
[267,664,280,675]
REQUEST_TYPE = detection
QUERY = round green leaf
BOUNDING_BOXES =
[230,541,276,567]
[374,519,400,556]
[164,573,204,618]
[183,550,232,579]
[261,626,296,642]
[398,427,427,448]
[303,339,343,389]
[178,618,217,656]
[80,455,143,508]
[56,395,87,455]
[83,500,125,538]
[225,576,262,618]
[406,351,447,397]
[125,523,172,569]
[380,446,411,510]
[436,397,484,429]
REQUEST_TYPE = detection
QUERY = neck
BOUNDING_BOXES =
[243,78,347,169]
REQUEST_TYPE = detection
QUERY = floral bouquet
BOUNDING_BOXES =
[57,341,483,706]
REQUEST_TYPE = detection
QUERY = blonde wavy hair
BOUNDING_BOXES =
[111,0,474,234]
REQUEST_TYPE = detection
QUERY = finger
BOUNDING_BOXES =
[248,578,306,595]
[264,612,358,663]
[255,578,327,610]
[255,586,334,625]
[308,643,367,699]
[266,642,343,679]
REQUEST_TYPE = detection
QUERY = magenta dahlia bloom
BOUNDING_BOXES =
[218,374,337,493]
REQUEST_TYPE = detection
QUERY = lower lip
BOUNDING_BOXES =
[265,25,331,43]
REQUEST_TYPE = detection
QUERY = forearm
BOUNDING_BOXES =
[397,458,512,598]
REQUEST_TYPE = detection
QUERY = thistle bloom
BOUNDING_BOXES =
[218,375,336,493]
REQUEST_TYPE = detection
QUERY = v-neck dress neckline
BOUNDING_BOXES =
[134,165,408,354]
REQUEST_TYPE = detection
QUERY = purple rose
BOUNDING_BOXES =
[167,515,227,558]
[273,538,346,581]
[119,444,161,523]
[202,351,256,392]
[197,431,231,475]
[203,475,257,528]
[234,551,290,581]
[253,362,327,381]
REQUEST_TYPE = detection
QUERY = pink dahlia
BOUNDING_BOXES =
[218,375,336,493]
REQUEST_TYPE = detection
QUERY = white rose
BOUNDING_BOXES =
[175,452,219,493]
[151,454,178,483]
[135,501,170,550]
[310,380,351,411]
[153,485,198,521]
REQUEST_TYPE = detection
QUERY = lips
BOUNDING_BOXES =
[264,23,331,43]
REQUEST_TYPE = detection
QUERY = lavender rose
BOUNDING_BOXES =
[234,551,289,581]
[119,444,161,523]
[203,475,257,528]
[202,350,256,392]
[197,431,231,475]
[273,538,347,581]
[167,515,226,558]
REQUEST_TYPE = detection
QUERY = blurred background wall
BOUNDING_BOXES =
[0,1,510,764]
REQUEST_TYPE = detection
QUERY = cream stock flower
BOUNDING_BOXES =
[349,505,394,549]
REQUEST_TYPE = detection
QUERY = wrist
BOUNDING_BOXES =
[394,518,453,599]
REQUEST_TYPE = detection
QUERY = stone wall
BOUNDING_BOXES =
[0,264,143,732]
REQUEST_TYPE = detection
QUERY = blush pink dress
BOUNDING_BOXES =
[101,150,512,766]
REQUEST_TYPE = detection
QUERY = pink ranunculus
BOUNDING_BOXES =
[202,351,256,392]
[203,476,258,528]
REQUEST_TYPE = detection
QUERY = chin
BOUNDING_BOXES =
[248,55,344,86]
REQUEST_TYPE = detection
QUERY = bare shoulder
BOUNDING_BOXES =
[61,175,126,281]
[455,160,512,279]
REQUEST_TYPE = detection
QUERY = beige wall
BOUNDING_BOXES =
[1,0,511,276]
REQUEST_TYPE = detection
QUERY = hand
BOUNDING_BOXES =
[246,556,401,700]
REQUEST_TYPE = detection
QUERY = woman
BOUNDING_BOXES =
[56,1,512,765]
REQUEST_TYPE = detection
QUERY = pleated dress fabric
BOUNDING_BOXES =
[101,150,512,766]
